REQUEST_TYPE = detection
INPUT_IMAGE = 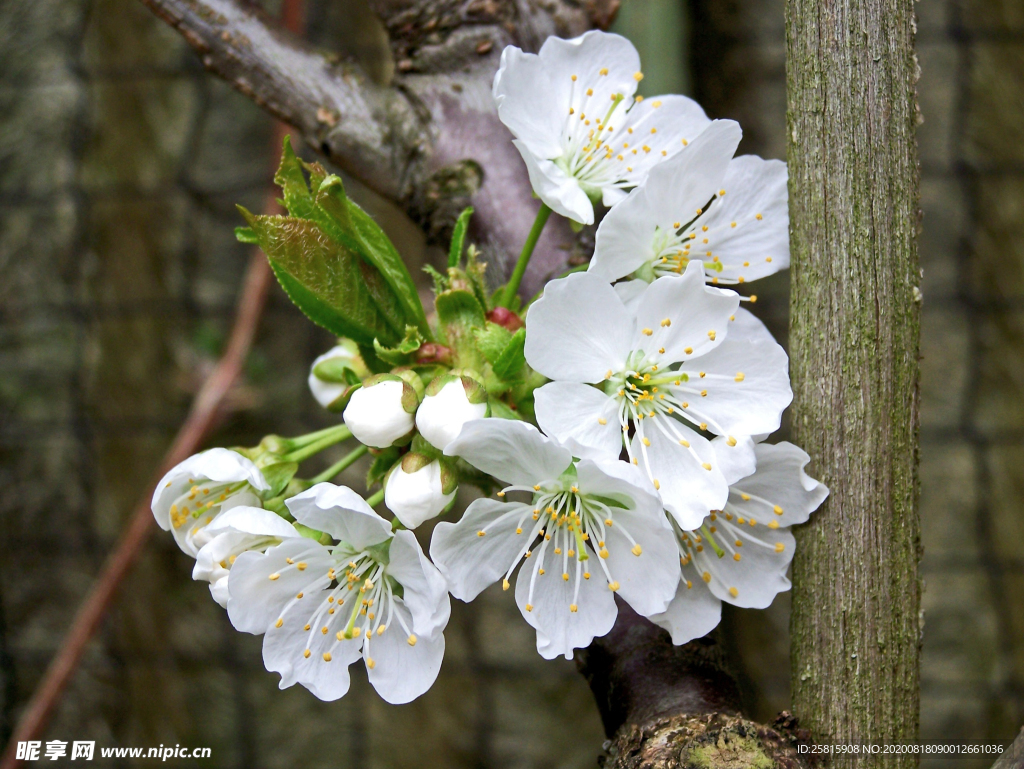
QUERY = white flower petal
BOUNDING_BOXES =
[308,345,354,409]
[728,442,829,527]
[635,422,727,529]
[262,590,363,701]
[727,307,777,345]
[525,272,633,381]
[386,529,451,636]
[631,263,739,365]
[612,279,648,314]
[416,380,488,452]
[430,499,533,602]
[204,505,300,539]
[513,141,596,224]
[674,334,792,436]
[445,418,573,487]
[285,483,392,549]
[385,460,455,529]
[515,546,617,660]
[152,448,268,535]
[696,524,796,609]
[648,567,723,645]
[174,489,262,558]
[342,380,415,448]
[534,382,622,460]
[590,120,741,282]
[365,602,445,705]
[698,155,789,284]
[227,538,334,634]
[710,435,757,486]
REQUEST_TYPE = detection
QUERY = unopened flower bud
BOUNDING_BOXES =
[308,341,367,411]
[385,453,457,529]
[343,375,418,448]
[416,375,489,451]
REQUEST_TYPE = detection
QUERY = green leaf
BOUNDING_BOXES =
[234,226,259,244]
[486,398,522,420]
[273,136,318,220]
[259,461,300,498]
[314,175,431,340]
[240,208,399,346]
[423,264,449,296]
[492,327,527,380]
[373,325,425,366]
[473,322,513,365]
[448,207,473,268]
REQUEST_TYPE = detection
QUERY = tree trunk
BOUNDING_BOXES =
[786,0,922,761]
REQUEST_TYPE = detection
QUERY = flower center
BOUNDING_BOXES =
[169,480,248,529]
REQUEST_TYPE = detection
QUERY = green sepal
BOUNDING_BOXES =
[435,289,486,331]
[487,398,523,420]
[373,325,425,366]
[423,264,450,296]
[234,226,259,244]
[293,523,329,542]
[448,206,473,268]
[367,447,401,488]
[399,452,434,474]
[438,457,459,495]
[569,218,585,233]
[239,207,399,347]
[364,540,392,567]
[492,327,527,380]
[473,322,513,365]
[258,461,301,498]
[312,358,363,386]
[411,433,443,461]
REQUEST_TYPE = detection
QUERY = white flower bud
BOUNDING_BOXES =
[308,342,364,411]
[343,378,417,448]
[385,454,456,529]
[416,376,489,451]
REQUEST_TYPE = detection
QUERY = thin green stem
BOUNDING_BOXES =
[286,423,351,450]
[310,445,369,484]
[281,424,352,463]
[366,489,385,508]
[499,203,552,308]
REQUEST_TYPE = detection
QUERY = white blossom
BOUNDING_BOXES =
[192,506,300,607]
[342,376,418,448]
[227,483,450,704]
[415,375,489,451]
[650,440,828,645]
[589,119,789,286]
[525,263,791,528]
[384,454,457,529]
[152,448,270,557]
[308,341,364,411]
[493,30,710,225]
[432,419,679,660]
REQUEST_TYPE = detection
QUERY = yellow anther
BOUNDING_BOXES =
[336,631,344,640]
[275,618,283,628]
[586,88,594,96]
[768,520,779,529]
[525,603,533,612]
[303,649,311,659]
[756,213,763,220]
[562,573,570,581]
[631,544,643,556]
[708,330,717,340]
[268,573,280,581]
[727,436,737,446]
[407,634,417,646]
[367,658,376,669]
[702,463,712,471]
[633,71,643,81]
[653,479,661,490]
[599,548,609,559]
[304,623,311,631]
[297,592,304,600]
[477,530,486,537]
[733,553,742,562]
[570,604,578,613]
[774,505,784,515]
[516,527,523,534]
[776,542,786,553]
[642,437,651,446]
[377,625,385,635]
[539,568,545,575]
[701,390,708,397]
[684,346,693,354]
[323,652,332,662]
[608,581,621,591]
[599,67,609,75]
[598,417,607,425]
[502,578,510,591]
[321,626,328,635]
[571,74,577,81]
[679,439,690,447]
[296,562,307,571]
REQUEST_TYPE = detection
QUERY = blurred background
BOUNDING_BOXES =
[1,0,1022,766]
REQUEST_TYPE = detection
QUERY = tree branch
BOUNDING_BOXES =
[137,0,618,293]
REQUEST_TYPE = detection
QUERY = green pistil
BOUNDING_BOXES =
[343,581,365,639]
[700,525,725,558]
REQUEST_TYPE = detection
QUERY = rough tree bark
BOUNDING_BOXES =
[786,0,922,762]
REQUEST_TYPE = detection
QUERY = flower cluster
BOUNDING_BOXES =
[154,29,827,705]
